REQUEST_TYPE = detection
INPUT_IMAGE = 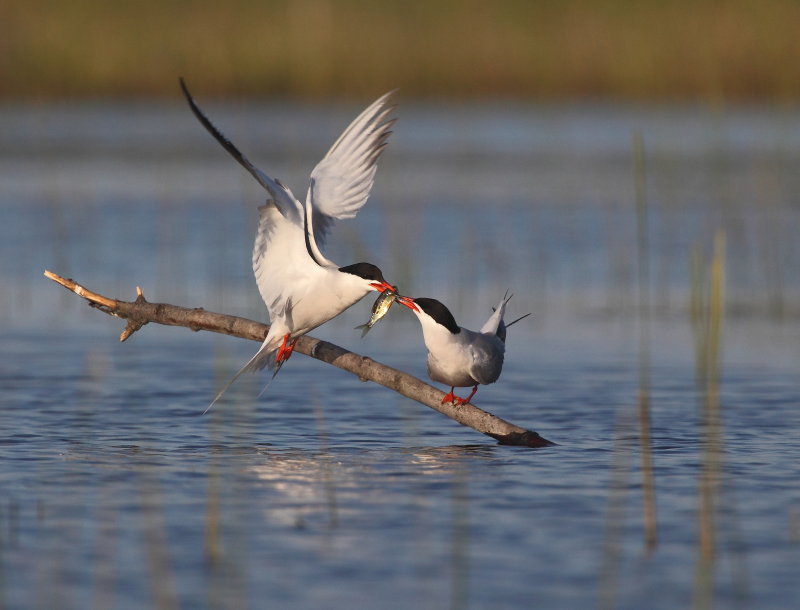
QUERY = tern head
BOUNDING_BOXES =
[338,262,396,294]
[397,296,461,334]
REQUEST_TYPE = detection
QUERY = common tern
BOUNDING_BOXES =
[180,80,398,408]
[396,292,530,405]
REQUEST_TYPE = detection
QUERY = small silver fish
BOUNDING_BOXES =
[355,289,398,337]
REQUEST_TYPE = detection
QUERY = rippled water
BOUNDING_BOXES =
[1,100,799,608]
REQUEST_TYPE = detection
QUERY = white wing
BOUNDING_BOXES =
[305,90,397,252]
[252,202,317,317]
[180,78,303,226]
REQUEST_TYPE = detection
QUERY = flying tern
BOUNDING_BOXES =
[396,292,530,405]
[180,80,398,408]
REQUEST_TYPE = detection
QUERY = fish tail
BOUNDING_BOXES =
[354,323,372,338]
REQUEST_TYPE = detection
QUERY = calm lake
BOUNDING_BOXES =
[1,99,799,609]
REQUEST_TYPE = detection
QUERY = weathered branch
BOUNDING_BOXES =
[44,270,555,448]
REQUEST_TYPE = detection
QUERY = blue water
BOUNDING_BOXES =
[1,101,799,608]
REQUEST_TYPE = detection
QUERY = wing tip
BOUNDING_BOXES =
[178,77,200,112]
[380,88,399,102]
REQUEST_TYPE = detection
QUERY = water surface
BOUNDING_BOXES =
[1,100,798,608]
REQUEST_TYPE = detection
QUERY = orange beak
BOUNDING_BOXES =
[396,295,419,312]
[369,281,397,293]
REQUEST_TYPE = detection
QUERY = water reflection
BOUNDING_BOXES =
[244,445,495,529]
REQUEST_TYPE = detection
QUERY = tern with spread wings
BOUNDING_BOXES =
[180,80,398,408]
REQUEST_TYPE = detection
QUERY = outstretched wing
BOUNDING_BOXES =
[305,90,397,252]
[180,78,302,225]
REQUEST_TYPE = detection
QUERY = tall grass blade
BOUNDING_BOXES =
[634,129,658,552]
[692,231,726,609]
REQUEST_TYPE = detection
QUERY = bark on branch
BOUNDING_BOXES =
[44,270,555,448]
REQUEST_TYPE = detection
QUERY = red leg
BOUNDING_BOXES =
[458,385,479,405]
[443,385,479,406]
[276,334,297,364]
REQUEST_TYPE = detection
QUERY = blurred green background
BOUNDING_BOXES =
[3,0,799,102]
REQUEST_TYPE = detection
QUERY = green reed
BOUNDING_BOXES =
[690,231,726,609]
[634,129,657,552]
[3,0,800,101]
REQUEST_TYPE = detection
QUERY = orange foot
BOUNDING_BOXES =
[441,385,479,405]
[442,390,458,405]
[276,335,298,364]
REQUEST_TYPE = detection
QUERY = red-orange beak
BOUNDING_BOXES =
[369,281,397,293]
[396,295,419,312]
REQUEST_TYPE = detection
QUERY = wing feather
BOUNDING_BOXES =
[468,340,505,385]
[252,202,315,314]
[305,90,397,250]
[180,78,302,225]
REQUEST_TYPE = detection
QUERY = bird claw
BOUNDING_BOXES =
[441,391,466,405]
[276,335,297,363]
[441,385,478,405]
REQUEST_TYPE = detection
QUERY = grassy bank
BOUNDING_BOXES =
[2,0,800,102]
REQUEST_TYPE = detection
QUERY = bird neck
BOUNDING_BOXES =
[330,268,373,302]
[418,316,461,348]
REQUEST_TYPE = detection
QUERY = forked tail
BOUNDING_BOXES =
[488,290,531,343]
[255,359,285,399]
[204,341,279,413]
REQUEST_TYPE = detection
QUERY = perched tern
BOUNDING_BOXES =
[180,80,398,408]
[396,292,530,405]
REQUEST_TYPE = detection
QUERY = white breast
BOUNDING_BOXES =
[422,325,505,388]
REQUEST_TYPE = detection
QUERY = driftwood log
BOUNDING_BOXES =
[44,270,555,448]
